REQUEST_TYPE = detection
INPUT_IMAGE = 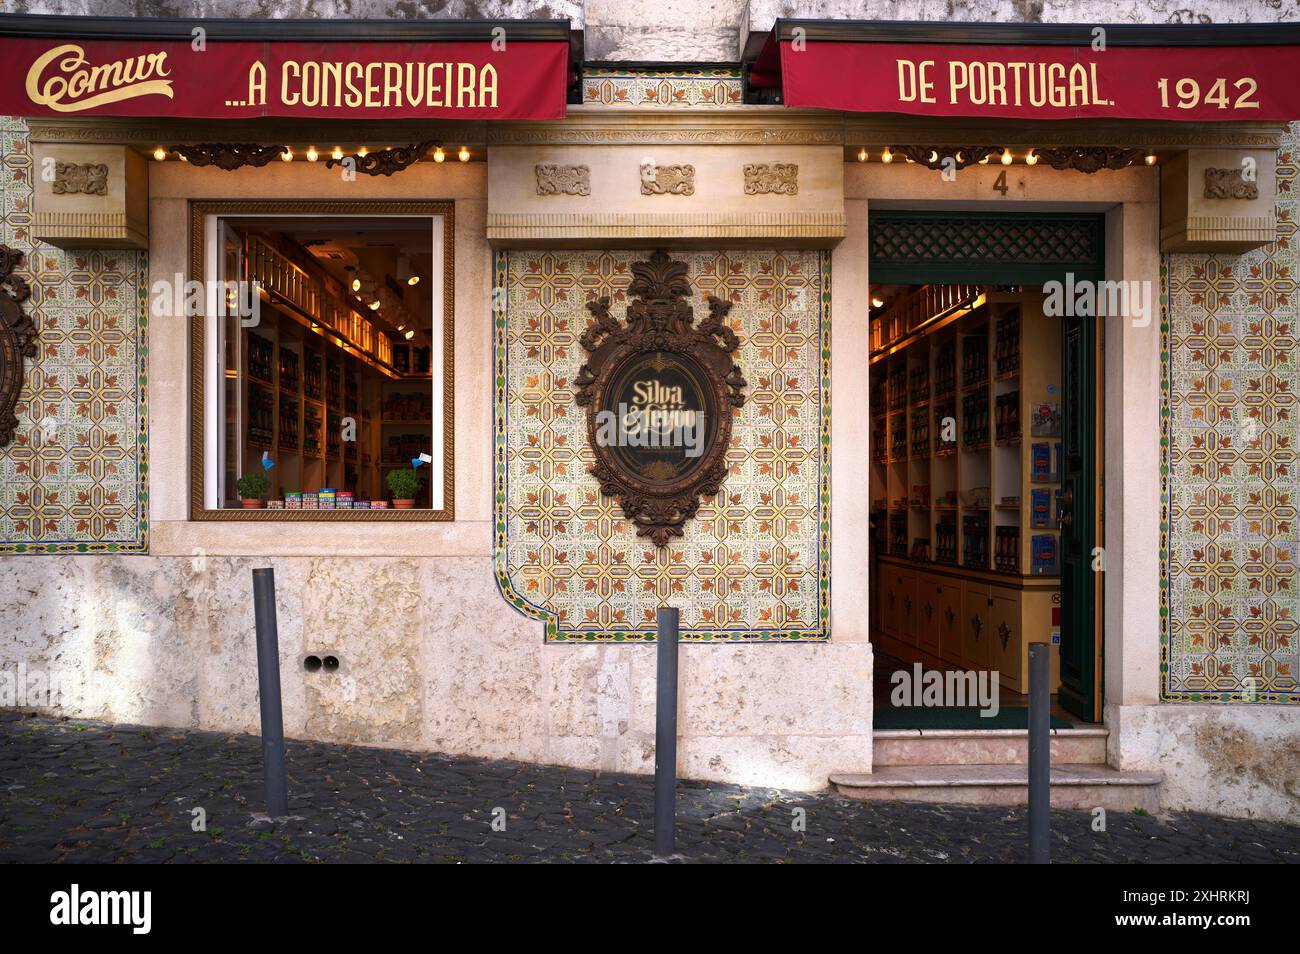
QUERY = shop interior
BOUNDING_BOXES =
[217,216,436,510]
[868,283,1076,726]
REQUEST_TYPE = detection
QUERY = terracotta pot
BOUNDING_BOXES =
[240,498,263,509]
[392,499,415,510]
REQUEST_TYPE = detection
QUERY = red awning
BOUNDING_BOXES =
[0,16,573,120]
[753,19,1300,122]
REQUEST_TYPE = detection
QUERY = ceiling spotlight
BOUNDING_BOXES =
[881,146,893,164]
[153,146,166,161]
[407,275,420,286]
[433,147,446,163]
[871,297,884,309]
[368,300,381,310]
[458,146,470,162]
[351,278,361,292]
[404,329,415,340]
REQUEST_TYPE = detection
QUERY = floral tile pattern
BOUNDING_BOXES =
[581,67,744,109]
[1162,123,1298,703]
[0,116,148,554]
[494,249,830,641]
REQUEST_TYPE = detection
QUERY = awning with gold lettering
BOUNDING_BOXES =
[0,15,574,120]
[747,19,1300,122]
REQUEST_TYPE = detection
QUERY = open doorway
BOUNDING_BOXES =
[867,211,1104,728]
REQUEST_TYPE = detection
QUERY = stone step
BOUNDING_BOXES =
[873,727,1108,766]
[830,764,1162,812]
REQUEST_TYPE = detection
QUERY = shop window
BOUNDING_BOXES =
[190,203,453,518]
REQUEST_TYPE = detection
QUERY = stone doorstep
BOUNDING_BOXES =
[872,727,1109,766]
[830,764,1163,813]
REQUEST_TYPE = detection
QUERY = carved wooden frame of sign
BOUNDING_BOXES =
[574,250,747,547]
[0,246,38,447]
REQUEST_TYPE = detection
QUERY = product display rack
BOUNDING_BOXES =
[869,288,1062,693]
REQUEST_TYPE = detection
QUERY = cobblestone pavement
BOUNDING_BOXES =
[2,714,1297,863]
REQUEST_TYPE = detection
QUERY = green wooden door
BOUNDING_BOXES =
[1057,312,1098,721]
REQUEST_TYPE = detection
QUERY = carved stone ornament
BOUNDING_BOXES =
[1204,167,1259,199]
[574,250,746,547]
[639,162,695,196]
[743,162,798,195]
[0,246,38,448]
[536,163,591,195]
[170,143,287,170]
[325,141,439,177]
[1032,146,1145,174]
[52,161,108,195]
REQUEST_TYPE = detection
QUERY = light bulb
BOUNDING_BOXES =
[404,329,415,340]
[1025,150,1038,166]
[871,297,884,308]
[351,278,361,292]
[153,146,166,161]
[881,147,893,164]
[332,146,343,160]
[358,147,368,157]
[458,146,470,162]
[281,148,293,162]
[857,147,868,162]
[433,147,446,163]
[306,146,318,162]
[1144,153,1157,166]
[1000,148,1013,165]
[407,275,419,286]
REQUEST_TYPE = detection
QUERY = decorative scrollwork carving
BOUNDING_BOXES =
[325,141,439,177]
[52,161,108,195]
[1204,167,1259,199]
[743,162,798,194]
[0,246,38,448]
[574,250,746,547]
[536,163,591,195]
[170,143,287,170]
[639,162,695,195]
[1032,146,1145,174]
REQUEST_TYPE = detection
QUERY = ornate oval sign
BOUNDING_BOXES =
[574,250,746,547]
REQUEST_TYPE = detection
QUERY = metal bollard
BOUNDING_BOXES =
[654,606,680,857]
[252,567,289,818]
[1027,641,1050,864]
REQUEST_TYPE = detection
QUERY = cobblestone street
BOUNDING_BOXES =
[1,715,1296,864]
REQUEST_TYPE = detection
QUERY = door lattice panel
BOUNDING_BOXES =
[869,212,1105,284]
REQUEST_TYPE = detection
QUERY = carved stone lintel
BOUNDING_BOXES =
[640,162,695,196]
[535,163,591,195]
[743,162,798,195]
[325,141,439,177]
[171,143,287,170]
[1204,167,1259,199]
[52,161,108,195]
[1033,146,1145,174]
[574,250,746,547]
[0,246,38,448]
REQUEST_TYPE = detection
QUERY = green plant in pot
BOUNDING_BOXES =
[386,467,421,509]
[235,472,269,509]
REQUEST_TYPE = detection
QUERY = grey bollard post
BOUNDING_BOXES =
[654,606,680,857]
[1028,641,1050,864]
[253,567,289,818]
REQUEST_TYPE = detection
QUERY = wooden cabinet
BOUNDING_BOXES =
[989,585,1022,689]
[962,582,992,671]
[936,578,963,664]
[915,573,943,658]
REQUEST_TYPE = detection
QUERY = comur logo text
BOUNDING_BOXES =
[50,885,151,935]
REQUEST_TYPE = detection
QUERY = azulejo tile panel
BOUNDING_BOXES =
[581,67,744,109]
[1162,123,1298,703]
[494,249,830,641]
[0,116,148,554]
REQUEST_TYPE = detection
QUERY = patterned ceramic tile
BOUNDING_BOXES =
[1162,123,1298,703]
[581,67,744,109]
[494,249,830,641]
[0,116,147,554]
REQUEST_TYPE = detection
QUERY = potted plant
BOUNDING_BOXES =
[386,467,421,509]
[235,472,269,509]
